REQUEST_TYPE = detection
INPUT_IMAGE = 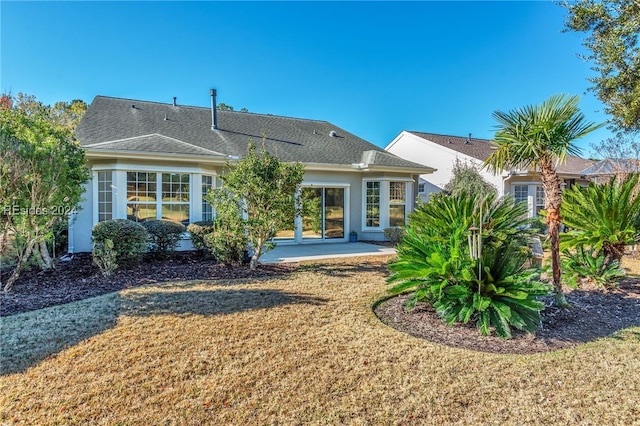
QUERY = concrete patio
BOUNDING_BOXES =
[259,242,396,264]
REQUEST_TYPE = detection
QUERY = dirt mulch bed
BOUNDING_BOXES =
[0,252,296,317]
[375,277,640,354]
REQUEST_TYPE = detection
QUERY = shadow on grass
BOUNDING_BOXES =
[1,293,120,376]
[118,288,328,317]
[297,259,392,279]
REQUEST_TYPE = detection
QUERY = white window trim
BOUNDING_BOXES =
[297,182,350,243]
[361,179,412,231]
[92,170,116,225]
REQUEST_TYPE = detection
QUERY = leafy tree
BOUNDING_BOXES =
[561,173,640,267]
[206,140,304,270]
[444,159,497,198]
[563,0,640,132]
[1,94,90,291]
[387,192,550,339]
[217,103,234,111]
[484,94,603,306]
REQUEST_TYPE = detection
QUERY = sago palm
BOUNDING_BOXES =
[561,173,640,266]
[484,94,603,306]
[387,192,550,338]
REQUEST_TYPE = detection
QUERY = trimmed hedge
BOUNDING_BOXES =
[142,219,186,257]
[186,221,213,252]
[91,219,148,266]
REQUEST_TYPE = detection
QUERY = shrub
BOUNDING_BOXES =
[562,173,640,267]
[142,219,186,257]
[204,190,248,266]
[186,221,213,252]
[91,219,148,266]
[383,227,405,245]
[387,192,551,339]
[92,239,118,277]
[562,245,626,289]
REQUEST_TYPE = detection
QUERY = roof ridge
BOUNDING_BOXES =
[93,95,330,124]
[408,130,493,143]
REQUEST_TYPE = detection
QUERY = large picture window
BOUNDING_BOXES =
[127,172,157,222]
[126,172,190,224]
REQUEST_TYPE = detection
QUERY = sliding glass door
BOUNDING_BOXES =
[301,187,344,240]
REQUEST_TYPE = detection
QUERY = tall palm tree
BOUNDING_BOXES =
[484,94,603,306]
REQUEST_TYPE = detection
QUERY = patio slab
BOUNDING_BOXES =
[259,242,396,264]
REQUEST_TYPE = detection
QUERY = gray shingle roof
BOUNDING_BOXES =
[77,96,432,172]
[407,131,595,175]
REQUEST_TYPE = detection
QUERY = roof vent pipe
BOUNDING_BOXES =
[466,133,472,144]
[210,89,218,130]
[172,97,177,107]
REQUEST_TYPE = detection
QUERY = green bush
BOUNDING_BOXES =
[91,219,148,267]
[562,245,626,289]
[92,239,118,277]
[204,190,248,266]
[383,227,405,245]
[186,221,213,252]
[387,192,551,339]
[142,220,186,257]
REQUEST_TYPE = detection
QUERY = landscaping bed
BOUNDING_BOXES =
[0,252,296,317]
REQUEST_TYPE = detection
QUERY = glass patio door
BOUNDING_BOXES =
[301,187,344,240]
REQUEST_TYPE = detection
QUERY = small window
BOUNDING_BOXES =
[535,186,545,215]
[389,181,406,227]
[202,175,214,221]
[418,182,425,193]
[97,171,113,222]
[366,181,380,227]
[513,185,528,205]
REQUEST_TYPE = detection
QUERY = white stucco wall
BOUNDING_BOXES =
[70,161,419,252]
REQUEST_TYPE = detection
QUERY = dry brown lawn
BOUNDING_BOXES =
[1,255,639,425]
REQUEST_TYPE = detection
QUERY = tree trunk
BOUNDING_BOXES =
[39,239,54,270]
[540,162,569,307]
[3,238,37,292]
[250,239,263,271]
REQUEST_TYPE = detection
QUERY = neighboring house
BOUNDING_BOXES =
[580,158,640,183]
[69,92,433,253]
[385,131,595,217]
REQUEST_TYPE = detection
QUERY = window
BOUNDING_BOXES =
[127,172,157,222]
[389,181,406,227]
[126,172,190,224]
[97,171,113,222]
[535,186,545,215]
[418,182,425,193]
[202,175,214,221]
[162,173,190,224]
[366,181,380,227]
[513,185,528,205]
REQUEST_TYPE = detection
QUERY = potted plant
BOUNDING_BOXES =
[349,230,358,243]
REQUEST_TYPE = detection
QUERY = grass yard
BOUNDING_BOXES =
[1,255,639,425]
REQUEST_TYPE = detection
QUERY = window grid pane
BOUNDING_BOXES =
[366,181,380,227]
[161,173,190,224]
[535,186,545,215]
[202,175,214,222]
[513,185,528,204]
[97,171,113,222]
[127,172,157,222]
[389,182,406,226]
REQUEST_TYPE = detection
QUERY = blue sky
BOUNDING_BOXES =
[1,1,615,156]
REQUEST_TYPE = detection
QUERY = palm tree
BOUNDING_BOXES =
[484,94,603,306]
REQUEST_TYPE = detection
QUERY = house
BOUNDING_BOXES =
[385,131,595,217]
[69,92,433,253]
